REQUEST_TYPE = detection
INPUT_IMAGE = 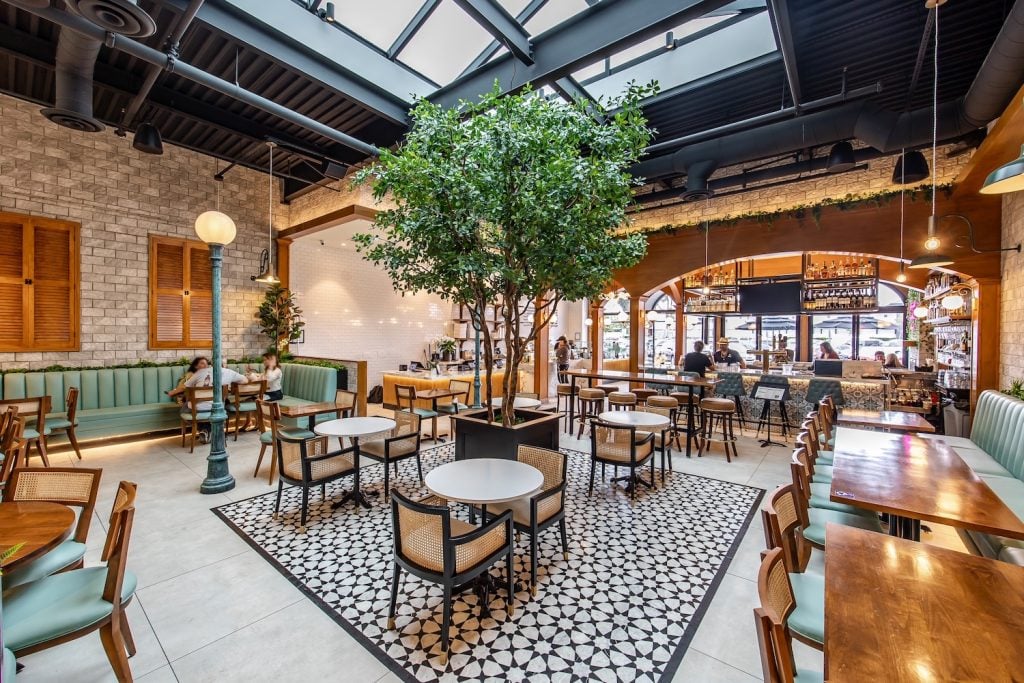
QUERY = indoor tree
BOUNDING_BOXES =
[256,282,304,356]
[354,83,653,426]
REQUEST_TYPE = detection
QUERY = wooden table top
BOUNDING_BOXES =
[280,402,350,418]
[415,388,463,400]
[0,501,75,570]
[837,408,936,433]
[566,369,719,388]
[830,428,1024,539]
[825,524,1024,682]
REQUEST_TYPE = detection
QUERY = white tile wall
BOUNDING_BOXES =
[289,240,448,386]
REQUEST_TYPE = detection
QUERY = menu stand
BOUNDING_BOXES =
[753,382,790,447]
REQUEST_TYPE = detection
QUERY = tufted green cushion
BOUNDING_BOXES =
[714,371,746,397]
[281,364,337,403]
[260,431,273,444]
[978,475,1024,519]
[970,391,1024,479]
[815,450,835,466]
[787,571,824,645]
[802,507,883,547]
[2,648,14,683]
[227,402,258,413]
[180,411,212,422]
[3,567,137,652]
[44,415,75,432]
[810,464,834,484]
[22,427,39,440]
[952,446,1013,478]
[412,407,439,419]
[278,428,315,442]
[1,540,86,591]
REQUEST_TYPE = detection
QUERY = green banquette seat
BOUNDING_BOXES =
[923,391,1024,565]
[0,362,339,442]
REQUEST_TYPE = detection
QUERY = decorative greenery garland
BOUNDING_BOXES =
[630,183,955,236]
[1,357,348,375]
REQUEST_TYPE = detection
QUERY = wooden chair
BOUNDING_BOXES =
[3,481,139,683]
[801,417,834,465]
[0,396,50,466]
[0,410,24,489]
[642,395,678,479]
[788,451,882,550]
[436,380,471,417]
[395,384,441,442]
[272,411,356,532]
[42,387,83,460]
[589,421,655,502]
[358,410,423,498]
[228,380,266,441]
[388,491,514,665]
[760,485,824,651]
[332,389,358,449]
[2,467,103,589]
[180,386,215,452]
[484,445,569,596]
[753,548,824,683]
[254,399,318,484]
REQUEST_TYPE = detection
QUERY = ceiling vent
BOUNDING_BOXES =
[65,0,156,38]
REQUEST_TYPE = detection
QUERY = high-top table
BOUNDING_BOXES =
[314,416,395,509]
[0,501,75,570]
[565,369,718,458]
[825,523,1024,682]
[836,408,936,433]
[830,427,1024,541]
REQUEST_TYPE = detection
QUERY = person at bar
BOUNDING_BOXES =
[819,341,840,359]
[713,337,746,368]
[884,352,904,369]
[682,340,716,377]
[777,336,795,363]
[555,335,570,383]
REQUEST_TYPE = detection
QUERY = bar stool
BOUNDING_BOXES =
[645,395,679,477]
[714,371,748,431]
[697,397,739,462]
[576,387,606,438]
[555,383,577,433]
[597,383,620,396]
[806,378,844,415]
[633,388,657,406]
[607,391,637,411]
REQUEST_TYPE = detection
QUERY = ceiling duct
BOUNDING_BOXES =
[632,0,1024,183]
[4,0,50,8]
[39,26,105,132]
[679,160,716,201]
[65,0,156,38]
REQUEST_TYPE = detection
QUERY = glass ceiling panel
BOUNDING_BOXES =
[332,0,425,51]
[524,0,592,36]
[576,10,777,103]
[397,0,496,86]
[498,0,532,16]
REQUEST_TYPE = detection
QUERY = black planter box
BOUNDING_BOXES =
[451,408,561,461]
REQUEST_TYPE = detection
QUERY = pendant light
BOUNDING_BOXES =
[195,158,235,245]
[910,2,954,269]
[253,141,280,285]
[980,143,1024,195]
[896,149,908,283]
[941,292,964,310]
[913,304,930,319]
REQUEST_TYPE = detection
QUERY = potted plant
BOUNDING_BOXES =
[355,84,652,459]
[434,335,458,362]
[256,282,304,357]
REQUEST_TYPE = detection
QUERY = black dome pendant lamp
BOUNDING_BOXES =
[132,122,163,155]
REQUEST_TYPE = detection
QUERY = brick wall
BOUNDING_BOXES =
[1001,190,1024,387]
[289,239,447,385]
[0,93,282,369]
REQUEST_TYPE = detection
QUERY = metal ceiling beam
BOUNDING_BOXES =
[154,0,426,123]
[388,0,442,59]
[453,0,533,64]
[461,0,547,77]
[432,0,736,109]
[766,0,801,107]
[550,76,605,122]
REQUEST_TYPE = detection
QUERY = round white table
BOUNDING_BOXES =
[598,410,669,429]
[315,417,395,509]
[425,458,543,514]
[489,396,543,409]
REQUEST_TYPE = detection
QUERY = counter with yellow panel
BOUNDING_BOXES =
[382,370,509,410]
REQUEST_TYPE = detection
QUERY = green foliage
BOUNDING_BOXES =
[256,283,304,355]
[0,542,24,575]
[353,83,653,424]
[2,358,193,374]
[641,183,956,236]
[1004,378,1024,401]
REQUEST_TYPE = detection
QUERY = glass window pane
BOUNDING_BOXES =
[398,0,496,85]
[525,0,591,35]
[644,295,676,367]
[724,316,757,359]
[603,297,629,360]
[333,0,425,51]
[685,315,713,354]
[858,313,904,363]
[812,314,853,359]
[757,315,797,360]
[878,282,904,308]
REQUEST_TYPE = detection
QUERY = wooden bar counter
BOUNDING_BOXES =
[381,370,506,410]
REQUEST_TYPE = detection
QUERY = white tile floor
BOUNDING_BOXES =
[12,413,962,682]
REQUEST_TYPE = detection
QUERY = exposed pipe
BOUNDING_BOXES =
[118,0,205,133]
[20,3,381,157]
[633,0,1024,182]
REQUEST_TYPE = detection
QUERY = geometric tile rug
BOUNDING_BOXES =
[212,444,763,682]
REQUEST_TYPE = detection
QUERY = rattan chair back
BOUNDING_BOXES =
[517,444,567,517]
[392,491,449,574]
[335,389,357,416]
[4,466,102,543]
[392,410,421,438]
[762,484,807,573]
[754,548,798,683]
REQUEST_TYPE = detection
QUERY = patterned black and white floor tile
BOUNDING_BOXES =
[213,444,763,683]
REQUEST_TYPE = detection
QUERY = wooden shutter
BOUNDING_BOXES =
[149,236,212,348]
[0,212,79,352]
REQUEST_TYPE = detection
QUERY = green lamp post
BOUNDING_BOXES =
[195,209,237,494]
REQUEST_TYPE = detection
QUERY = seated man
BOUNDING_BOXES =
[183,363,247,443]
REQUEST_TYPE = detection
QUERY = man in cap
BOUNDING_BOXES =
[713,337,746,368]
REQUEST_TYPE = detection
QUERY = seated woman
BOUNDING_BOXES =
[167,356,209,404]
[884,353,904,369]
[247,352,284,402]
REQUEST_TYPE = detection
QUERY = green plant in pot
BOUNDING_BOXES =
[256,282,304,358]
[354,83,651,429]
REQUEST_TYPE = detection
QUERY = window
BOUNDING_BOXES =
[685,314,715,352]
[811,314,854,359]
[0,211,79,351]
[602,296,629,360]
[149,235,212,348]
[724,316,757,357]
[644,293,676,367]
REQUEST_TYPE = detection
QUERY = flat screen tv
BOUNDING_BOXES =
[738,281,802,314]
